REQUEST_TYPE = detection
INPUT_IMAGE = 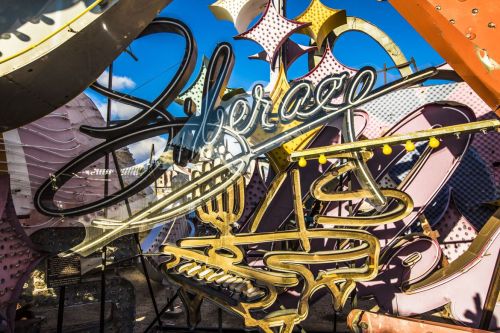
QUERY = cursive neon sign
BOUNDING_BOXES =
[63,47,439,257]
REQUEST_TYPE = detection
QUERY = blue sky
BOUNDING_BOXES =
[84,0,444,161]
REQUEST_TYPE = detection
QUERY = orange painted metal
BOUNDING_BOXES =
[347,309,493,333]
[389,0,499,114]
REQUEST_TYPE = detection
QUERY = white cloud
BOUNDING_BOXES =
[94,100,142,120]
[128,136,168,163]
[97,70,136,90]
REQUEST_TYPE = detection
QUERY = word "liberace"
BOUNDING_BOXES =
[186,68,369,152]
[186,64,434,155]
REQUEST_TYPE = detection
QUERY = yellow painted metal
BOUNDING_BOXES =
[248,66,320,172]
[290,119,500,162]
[295,0,347,48]
[248,171,287,233]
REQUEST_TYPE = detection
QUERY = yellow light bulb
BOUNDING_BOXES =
[318,154,327,164]
[405,140,415,152]
[429,137,440,149]
[298,157,307,168]
[382,144,392,155]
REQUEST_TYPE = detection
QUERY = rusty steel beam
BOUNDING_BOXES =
[347,310,493,333]
[389,0,499,114]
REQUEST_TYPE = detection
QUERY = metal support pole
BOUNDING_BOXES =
[410,57,418,72]
[333,310,337,333]
[110,151,164,328]
[135,233,164,326]
[479,252,500,329]
[99,246,107,333]
[102,59,163,330]
[100,62,113,333]
[104,62,113,217]
[383,63,387,84]
[144,292,179,333]
[56,286,65,333]
[218,308,223,333]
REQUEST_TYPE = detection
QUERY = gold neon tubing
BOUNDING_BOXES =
[0,0,105,65]
[290,119,500,161]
